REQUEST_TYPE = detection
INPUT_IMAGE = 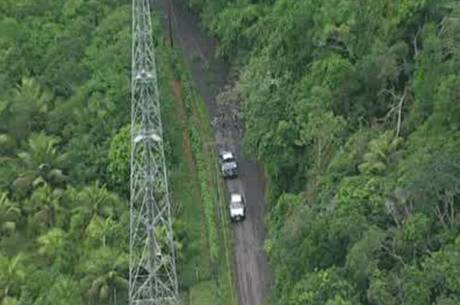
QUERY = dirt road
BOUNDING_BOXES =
[154,1,270,304]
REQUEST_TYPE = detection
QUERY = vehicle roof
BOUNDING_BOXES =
[221,152,234,160]
[231,193,242,202]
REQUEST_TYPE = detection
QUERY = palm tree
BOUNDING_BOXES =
[2,296,19,305]
[78,247,128,305]
[0,192,21,237]
[0,253,25,301]
[24,185,67,233]
[69,183,123,236]
[84,216,118,248]
[12,132,67,199]
[33,274,84,305]
[3,77,52,142]
[17,132,67,177]
[0,133,16,156]
[36,228,67,265]
[0,154,18,191]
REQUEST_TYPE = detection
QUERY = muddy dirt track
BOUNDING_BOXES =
[154,1,271,304]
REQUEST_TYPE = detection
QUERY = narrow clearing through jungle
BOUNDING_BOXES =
[155,1,271,305]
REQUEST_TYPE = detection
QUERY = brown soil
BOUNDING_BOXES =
[157,1,272,305]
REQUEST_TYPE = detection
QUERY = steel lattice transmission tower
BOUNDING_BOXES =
[129,0,179,304]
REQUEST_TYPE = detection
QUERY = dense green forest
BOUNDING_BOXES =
[1,0,459,304]
[187,0,460,305]
[0,1,132,303]
[0,1,235,304]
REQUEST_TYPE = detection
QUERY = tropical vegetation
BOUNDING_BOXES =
[0,1,233,304]
[187,0,460,304]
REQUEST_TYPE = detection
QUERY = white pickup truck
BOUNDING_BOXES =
[229,193,246,222]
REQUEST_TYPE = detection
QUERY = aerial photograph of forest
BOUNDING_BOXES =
[0,1,459,305]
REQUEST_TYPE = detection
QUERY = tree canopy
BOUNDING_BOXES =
[0,1,136,303]
[189,0,460,304]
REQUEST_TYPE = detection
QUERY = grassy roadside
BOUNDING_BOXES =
[184,75,236,305]
[157,39,236,305]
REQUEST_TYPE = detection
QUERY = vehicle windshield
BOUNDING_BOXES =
[222,162,236,169]
[231,194,243,207]
[231,201,243,209]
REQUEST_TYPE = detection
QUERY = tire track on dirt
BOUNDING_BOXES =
[154,1,271,305]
